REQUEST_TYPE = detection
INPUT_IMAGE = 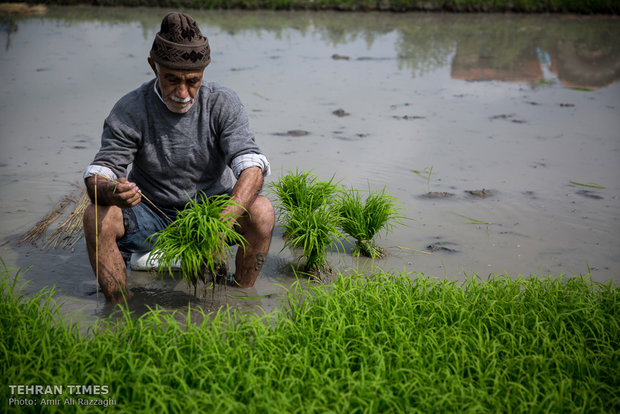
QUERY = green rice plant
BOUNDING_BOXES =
[412,165,433,193]
[270,169,343,276]
[336,186,407,258]
[269,169,339,215]
[2,261,619,413]
[282,205,344,276]
[147,194,246,287]
[570,180,606,189]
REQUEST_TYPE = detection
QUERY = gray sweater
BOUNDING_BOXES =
[90,79,263,210]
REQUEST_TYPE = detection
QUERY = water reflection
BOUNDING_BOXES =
[1,18,18,50]
[551,39,620,89]
[451,31,544,83]
[451,23,620,89]
[4,7,618,89]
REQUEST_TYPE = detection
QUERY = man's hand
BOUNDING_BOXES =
[112,177,142,208]
[86,176,141,208]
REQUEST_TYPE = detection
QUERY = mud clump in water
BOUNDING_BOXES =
[305,265,335,284]
[420,192,455,199]
[273,130,310,137]
[426,241,459,253]
[392,115,425,120]
[490,113,526,123]
[332,108,350,117]
[465,189,494,198]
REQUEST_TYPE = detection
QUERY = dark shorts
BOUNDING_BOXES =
[117,202,179,255]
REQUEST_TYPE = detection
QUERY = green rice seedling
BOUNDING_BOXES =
[336,186,407,258]
[2,259,619,413]
[412,165,433,193]
[3,262,619,413]
[270,169,343,276]
[269,169,339,215]
[282,205,344,277]
[569,180,606,189]
[148,194,246,288]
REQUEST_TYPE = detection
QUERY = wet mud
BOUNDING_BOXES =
[426,240,459,254]
[465,189,494,198]
[273,130,310,137]
[332,108,349,117]
[420,192,456,199]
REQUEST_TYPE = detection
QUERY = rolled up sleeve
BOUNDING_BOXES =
[231,153,271,179]
[83,165,118,181]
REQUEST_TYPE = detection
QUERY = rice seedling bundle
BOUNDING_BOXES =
[271,170,343,275]
[282,206,344,274]
[270,169,339,215]
[148,194,246,286]
[336,186,406,258]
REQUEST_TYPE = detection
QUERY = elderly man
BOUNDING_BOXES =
[83,12,274,303]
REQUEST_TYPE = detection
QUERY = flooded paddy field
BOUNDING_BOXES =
[0,7,618,318]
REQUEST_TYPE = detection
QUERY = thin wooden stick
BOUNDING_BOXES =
[95,177,99,306]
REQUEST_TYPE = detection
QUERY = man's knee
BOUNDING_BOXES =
[83,203,125,238]
[252,196,275,232]
[240,196,274,236]
[83,204,97,235]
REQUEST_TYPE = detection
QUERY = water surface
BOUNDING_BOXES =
[1,7,618,318]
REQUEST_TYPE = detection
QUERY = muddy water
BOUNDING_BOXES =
[1,7,618,320]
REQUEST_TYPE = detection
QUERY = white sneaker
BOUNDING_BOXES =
[129,251,180,271]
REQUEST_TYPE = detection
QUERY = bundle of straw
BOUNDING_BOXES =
[44,190,89,249]
[18,187,90,250]
[18,193,76,247]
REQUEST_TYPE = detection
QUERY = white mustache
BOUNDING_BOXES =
[170,95,191,103]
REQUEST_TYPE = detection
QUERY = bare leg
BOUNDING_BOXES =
[233,196,275,287]
[83,204,128,303]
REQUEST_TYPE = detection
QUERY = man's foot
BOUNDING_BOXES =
[215,272,239,286]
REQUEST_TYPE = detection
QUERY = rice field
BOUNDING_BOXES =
[20,0,619,13]
[1,263,618,412]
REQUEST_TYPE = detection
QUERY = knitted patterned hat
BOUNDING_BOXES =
[150,12,210,70]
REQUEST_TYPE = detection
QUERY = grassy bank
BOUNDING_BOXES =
[2,264,619,412]
[4,0,619,13]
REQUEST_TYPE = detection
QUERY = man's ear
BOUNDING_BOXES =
[147,57,157,75]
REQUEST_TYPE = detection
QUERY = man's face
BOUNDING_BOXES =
[149,58,204,114]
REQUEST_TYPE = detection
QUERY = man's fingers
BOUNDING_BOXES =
[108,179,141,207]
[126,194,142,207]
[127,192,142,203]
[120,189,141,203]
[115,181,139,194]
